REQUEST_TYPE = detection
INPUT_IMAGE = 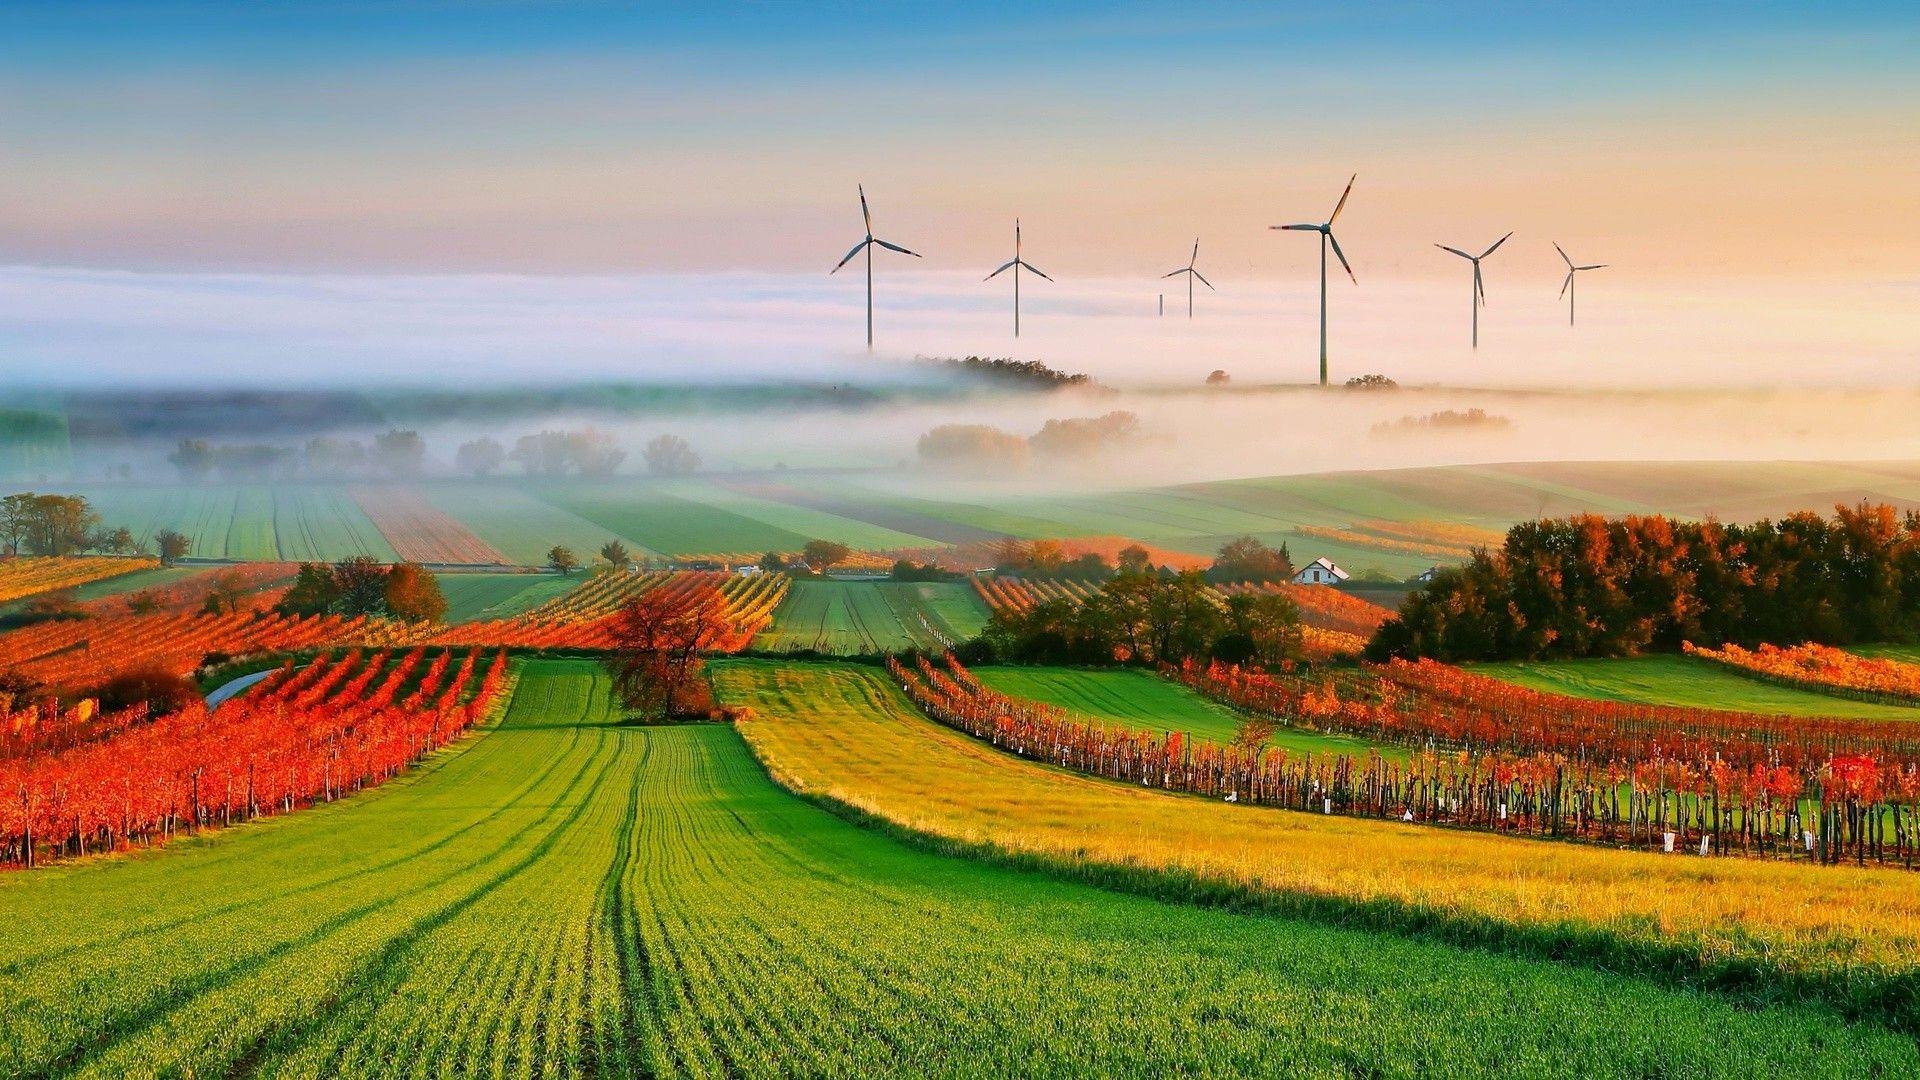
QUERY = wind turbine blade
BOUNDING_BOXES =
[1435,244,1472,260]
[1275,224,1320,231]
[985,259,1017,281]
[859,185,871,232]
[1019,260,1053,282]
[1190,238,1200,266]
[1479,231,1513,259]
[1560,271,1573,299]
[1328,233,1355,283]
[832,237,871,272]
[1328,174,1355,224]
[873,238,922,257]
[1162,268,1189,279]
[1578,264,1608,271]
[1554,242,1574,269]
[1191,269,1216,291]
[1475,265,1486,305]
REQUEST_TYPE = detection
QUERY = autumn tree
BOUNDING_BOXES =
[1207,535,1294,584]
[602,584,734,719]
[599,540,632,571]
[1116,543,1154,574]
[455,437,506,478]
[155,529,192,566]
[200,568,256,615]
[548,546,580,576]
[1230,715,1278,755]
[385,562,448,623]
[642,434,701,476]
[802,539,851,570]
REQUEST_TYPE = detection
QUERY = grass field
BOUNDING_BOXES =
[972,665,1391,756]
[420,483,640,566]
[1473,654,1920,720]
[69,485,400,563]
[718,660,1920,1032]
[1,658,1909,1075]
[752,580,989,654]
[434,572,579,623]
[539,482,812,556]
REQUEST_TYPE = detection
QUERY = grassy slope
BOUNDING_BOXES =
[972,665,1391,756]
[421,483,643,565]
[539,482,810,555]
[660,478,940,550]
[1473,655,1920,720]
[753,579,989,654]
[2,659,1908,1075]
[718,660,1920,1028]
[434,573,577,623]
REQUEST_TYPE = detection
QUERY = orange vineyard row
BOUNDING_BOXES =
[0,556,155,605]
[432,571,787,652]
[1685,641,1920,707]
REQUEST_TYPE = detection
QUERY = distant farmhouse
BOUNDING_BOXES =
[1292,557,1349,585]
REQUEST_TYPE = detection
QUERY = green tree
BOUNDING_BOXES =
[802,540,851,570]
[549,546,580,576]
[599,540,632,571]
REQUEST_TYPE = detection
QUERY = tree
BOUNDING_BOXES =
[1116,543,1154,574]
[568,429,626,477]
[331,556,392,616]
[278,563,338,616]
[0,494,33,556]
[549,546,580,576]
[303,436,367,478]
[916,424,1030,473]
[125,590,164,615]
[1344,374,1398,390]
[1208,535,1294,584]
[454,437,506,478]
[385,562,448,623]
[167,439,216,481]
[599,540,632,571]
[1230,716,1278,756]
[1206,369,1231,386]
[93,666,201,717]
[2,493,101,555]
[373,429,427,479]
[603,584,734,719]
[642,434,701,476]
[510,432,572,477]
[200,568,255,615]
[802,540,851,570]
[155,529,192,566]
[1222,591,1304,665]
[758,551,788,573]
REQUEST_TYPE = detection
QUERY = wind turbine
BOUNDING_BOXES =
[831,185,921,350]
[984,219,1052,337]
[1161,239,1213,319]
[1435,232,1512,348]
[1274,175,1357,386]
[1555,243,1608,326]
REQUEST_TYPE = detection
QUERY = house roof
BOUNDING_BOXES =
[1296,556,1349,580]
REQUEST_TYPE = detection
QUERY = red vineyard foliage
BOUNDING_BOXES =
[431,571,785,652]
[1685,641,1920,707]
[1,646,509,868]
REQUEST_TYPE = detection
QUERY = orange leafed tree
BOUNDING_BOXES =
[604,583,735,719]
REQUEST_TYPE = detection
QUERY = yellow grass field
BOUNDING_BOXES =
[0,555,156,605]
[715,659,1920,1018]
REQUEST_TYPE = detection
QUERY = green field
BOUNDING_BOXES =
[434,572,579,622]
[973,665,1395,756]
[539,482,812,556]
[753,579,989,654]
[2,657,1907,1076]
[67,485,398,563]
[1473,654,1920,720]
[421,483,642,565]
[0,406,72,482]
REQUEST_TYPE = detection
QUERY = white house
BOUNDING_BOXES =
[1291,557,1350,585]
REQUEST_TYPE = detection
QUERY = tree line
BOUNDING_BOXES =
[161,429,702,482]
[0,493,163,559]
[1368,503,1920,662]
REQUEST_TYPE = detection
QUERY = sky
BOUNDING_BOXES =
[1,1,1916,388]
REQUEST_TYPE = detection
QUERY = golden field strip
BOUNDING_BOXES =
[0,556,155,605]
[715,660,1920,1022]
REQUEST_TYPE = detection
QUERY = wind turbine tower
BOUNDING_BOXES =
[1274,175,1357,386]
[1555,243,1608,326]
[984,219,1053,337]
[1435,232,1513,348]
[831,185,922,350]
[1161,239,1214,319]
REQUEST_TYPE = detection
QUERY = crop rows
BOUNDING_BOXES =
[433,571,786,651]
[0,610,408,691]
[3,659,1907,1074]
[973,575,1382,656]
[351,486,512,565]
[1,646,508,867]
[751,580,972,655]
[0,556,155,605]
[86,561,299,615]
[1685,640,1920,706]
[1175,657,1920,866]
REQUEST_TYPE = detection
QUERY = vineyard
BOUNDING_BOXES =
[86,561,298,615]
[0,556,155,605]
[0,610,409,691]
[1296,519,1503,560]
[1686,640,1920,707]
[433,570,786,651]
[0,660,1904,1075]
[1,646,508,867]
[973,575,1383,657]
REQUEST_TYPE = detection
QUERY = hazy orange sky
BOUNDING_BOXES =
[1,3,1915,387]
